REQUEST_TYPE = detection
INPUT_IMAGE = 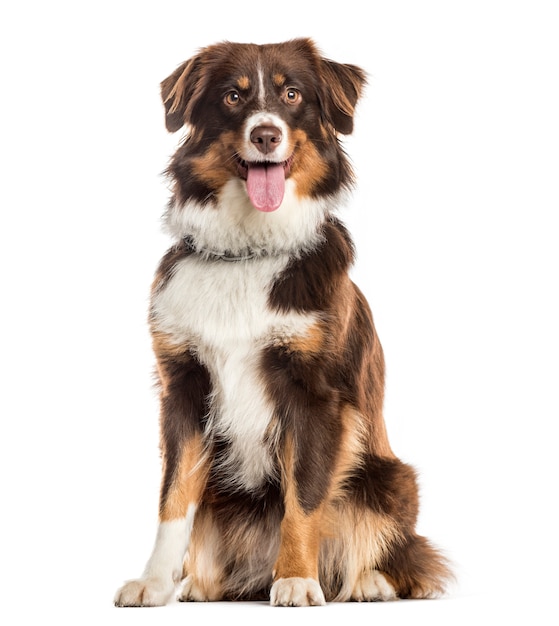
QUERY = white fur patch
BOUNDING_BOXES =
[114,577,173,607]
[270,577,326,607]
[257,64,266,107]
[114,507,196,606]
[242,112,291,163]
[152,253,317,490]
[351,570,397,602]
[144,510,196,582]
[164,179,329,255]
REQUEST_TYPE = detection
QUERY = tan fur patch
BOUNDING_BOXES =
[151,330,190,359]
[191,149,232,189]
[329,406,368,498]
[191,130,240,188]
[292,323,324,353]
[237,75,250,90]
[273,73,286,86]
[160,434,209,521]
[289,130,328,197]
[274,322,325,354]
[274,437,324,580]
[151,331,193,395]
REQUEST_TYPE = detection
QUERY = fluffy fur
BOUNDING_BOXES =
[114,38,452,608]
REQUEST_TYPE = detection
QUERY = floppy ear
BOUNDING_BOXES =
[160,56,202,133]
[320,60,367,135]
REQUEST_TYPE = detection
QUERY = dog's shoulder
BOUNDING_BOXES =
[269,216,355,313]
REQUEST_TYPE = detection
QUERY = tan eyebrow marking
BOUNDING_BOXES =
[273,73,286,86]
[237,76,250,90]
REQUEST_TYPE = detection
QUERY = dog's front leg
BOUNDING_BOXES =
[115,349,211,607]
[265,342,343,607]
[271,434,328,607]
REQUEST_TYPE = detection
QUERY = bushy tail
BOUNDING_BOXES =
[381,533,455,598]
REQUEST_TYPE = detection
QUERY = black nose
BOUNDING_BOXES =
[250,125,282,155]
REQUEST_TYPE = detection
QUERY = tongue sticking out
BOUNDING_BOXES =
[246,162,285,212]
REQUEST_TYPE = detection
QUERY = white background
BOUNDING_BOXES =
[1,1,557,624]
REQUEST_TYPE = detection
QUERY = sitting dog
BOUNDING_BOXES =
[114,38,452,608]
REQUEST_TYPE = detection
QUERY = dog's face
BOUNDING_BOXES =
[161,39,366,214]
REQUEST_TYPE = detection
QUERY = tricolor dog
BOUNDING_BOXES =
[114,38,452,608]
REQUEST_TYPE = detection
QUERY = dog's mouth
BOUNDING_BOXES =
[235,155,294,212]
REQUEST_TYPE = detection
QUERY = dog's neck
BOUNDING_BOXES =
[183,236,263,262]
[165,179,338,258]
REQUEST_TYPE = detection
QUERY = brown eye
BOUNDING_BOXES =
[224,91,240,106]
[284,88,301,105]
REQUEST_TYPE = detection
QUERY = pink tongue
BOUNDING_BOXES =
[246,162,285,212]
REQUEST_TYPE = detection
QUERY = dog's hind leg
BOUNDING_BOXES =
[337,454,452,601]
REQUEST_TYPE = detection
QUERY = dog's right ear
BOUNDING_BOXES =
[160,56,202,133]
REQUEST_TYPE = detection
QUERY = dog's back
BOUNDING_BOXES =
[115,38,452,608]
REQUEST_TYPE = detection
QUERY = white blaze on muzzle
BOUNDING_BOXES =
[243,113,291,212]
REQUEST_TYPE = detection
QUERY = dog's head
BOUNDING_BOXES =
[161,39,366,219]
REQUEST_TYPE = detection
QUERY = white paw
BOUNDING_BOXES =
[270,577,326,607]
[351,570,397,602]
[114,577,174,607]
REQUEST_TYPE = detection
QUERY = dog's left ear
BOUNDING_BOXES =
[319,60,367,135]
[160,56,202,133]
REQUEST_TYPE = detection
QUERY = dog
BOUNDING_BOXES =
[114,38,452,608]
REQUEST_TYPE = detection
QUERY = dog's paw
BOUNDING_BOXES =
[270,577,326,607]
[351,570,397,602]
[178,575,220,602]
[114,577,174,607]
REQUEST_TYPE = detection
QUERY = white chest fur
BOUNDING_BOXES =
[151,254,316,490]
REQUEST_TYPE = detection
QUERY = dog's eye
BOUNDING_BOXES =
[284,88,301,105]
[224,90,241,106]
